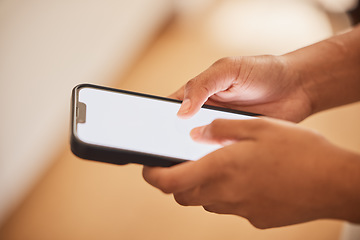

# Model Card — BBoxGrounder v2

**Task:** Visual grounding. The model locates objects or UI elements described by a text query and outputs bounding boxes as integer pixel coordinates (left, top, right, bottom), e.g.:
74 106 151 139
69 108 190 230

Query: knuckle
207 119 226 136
212 57 231 67
203 205 216 213
184 78 212 99
248 218 270 229
184 78 212 97
247 118 269 133
157 176 179 194
174 193 191 206
184 78 197 90
209 119 226 129
198 85 211 96
203 206 211 212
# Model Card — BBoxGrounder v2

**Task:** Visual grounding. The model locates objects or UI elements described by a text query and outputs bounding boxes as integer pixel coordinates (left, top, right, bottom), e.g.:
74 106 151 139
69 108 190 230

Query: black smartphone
70 84 260 167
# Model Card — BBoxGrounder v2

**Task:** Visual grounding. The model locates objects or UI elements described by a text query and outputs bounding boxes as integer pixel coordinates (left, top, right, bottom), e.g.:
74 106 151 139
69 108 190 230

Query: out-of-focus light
205 0 334 55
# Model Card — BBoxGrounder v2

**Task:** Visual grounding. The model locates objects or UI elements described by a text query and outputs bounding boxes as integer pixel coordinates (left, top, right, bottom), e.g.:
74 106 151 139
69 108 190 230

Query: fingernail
178 99 191 116
190 126 205 140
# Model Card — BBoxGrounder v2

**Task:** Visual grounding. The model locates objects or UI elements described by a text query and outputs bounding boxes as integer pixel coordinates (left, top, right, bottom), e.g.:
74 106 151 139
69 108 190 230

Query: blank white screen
77 87 255 161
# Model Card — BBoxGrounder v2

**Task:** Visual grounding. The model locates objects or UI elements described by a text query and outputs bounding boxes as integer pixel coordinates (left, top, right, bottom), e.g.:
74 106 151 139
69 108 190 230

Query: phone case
70 84 260 167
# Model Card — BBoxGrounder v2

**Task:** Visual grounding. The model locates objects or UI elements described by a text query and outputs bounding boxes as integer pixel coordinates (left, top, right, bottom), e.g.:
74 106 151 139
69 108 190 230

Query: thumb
176 78 216 119
177 58 240 119
190 118 264 145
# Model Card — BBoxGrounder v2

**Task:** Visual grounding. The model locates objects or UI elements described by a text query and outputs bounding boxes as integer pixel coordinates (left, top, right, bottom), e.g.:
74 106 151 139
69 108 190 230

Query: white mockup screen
77 87 255 161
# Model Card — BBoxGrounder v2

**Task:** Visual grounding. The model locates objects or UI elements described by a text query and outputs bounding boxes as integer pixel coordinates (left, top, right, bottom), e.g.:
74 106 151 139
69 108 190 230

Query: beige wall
0 0 173 226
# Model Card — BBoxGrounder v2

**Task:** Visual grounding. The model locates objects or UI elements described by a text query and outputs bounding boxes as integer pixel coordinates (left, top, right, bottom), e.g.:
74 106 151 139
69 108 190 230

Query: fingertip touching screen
76 87 256 161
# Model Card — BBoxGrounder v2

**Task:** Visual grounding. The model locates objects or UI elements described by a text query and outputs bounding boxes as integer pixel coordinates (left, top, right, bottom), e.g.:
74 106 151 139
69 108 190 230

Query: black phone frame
70 83 261 167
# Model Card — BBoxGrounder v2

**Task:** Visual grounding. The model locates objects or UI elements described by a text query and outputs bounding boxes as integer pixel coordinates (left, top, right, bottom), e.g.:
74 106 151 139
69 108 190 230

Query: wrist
288 39 348 114
277 54 316 117
283 27 360 115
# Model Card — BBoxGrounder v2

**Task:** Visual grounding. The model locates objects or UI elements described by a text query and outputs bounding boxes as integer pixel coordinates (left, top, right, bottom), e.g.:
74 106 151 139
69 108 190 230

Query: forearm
329 149 360 223
284 25 360 114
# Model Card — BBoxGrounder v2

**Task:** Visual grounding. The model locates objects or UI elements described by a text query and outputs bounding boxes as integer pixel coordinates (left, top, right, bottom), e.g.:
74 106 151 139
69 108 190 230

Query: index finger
142 149 227 194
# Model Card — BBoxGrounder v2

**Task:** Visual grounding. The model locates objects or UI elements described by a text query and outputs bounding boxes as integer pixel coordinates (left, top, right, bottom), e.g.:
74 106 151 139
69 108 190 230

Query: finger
142 140 243 194
176 78 216 119
190 118 266 144
173 187 207 206
173 181 221 206
142 163 205 194
171 140 257 207
203 203 244 216
173 178 232 206
177 58 240 119
142 155 221 194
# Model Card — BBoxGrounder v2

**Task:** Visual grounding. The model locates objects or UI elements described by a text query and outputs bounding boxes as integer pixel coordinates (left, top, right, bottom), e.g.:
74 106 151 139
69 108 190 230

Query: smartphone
70 84 260 167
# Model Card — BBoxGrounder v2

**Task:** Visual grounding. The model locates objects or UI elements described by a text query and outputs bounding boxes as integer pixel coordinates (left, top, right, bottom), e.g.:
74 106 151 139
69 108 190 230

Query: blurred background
0 0 359 239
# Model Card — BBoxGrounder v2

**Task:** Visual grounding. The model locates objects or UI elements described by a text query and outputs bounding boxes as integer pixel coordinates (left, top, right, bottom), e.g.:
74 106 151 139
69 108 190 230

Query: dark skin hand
143 118 360 228
143 25 360 228
171 55 312 122
173 26 360 122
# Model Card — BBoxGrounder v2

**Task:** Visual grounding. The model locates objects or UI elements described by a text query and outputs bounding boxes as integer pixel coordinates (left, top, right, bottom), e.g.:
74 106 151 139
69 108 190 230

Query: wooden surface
1 16 359 240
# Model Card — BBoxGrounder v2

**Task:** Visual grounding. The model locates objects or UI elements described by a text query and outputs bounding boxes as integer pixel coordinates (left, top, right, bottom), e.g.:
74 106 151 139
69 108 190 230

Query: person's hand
172 55 312 122
143 118 360 228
